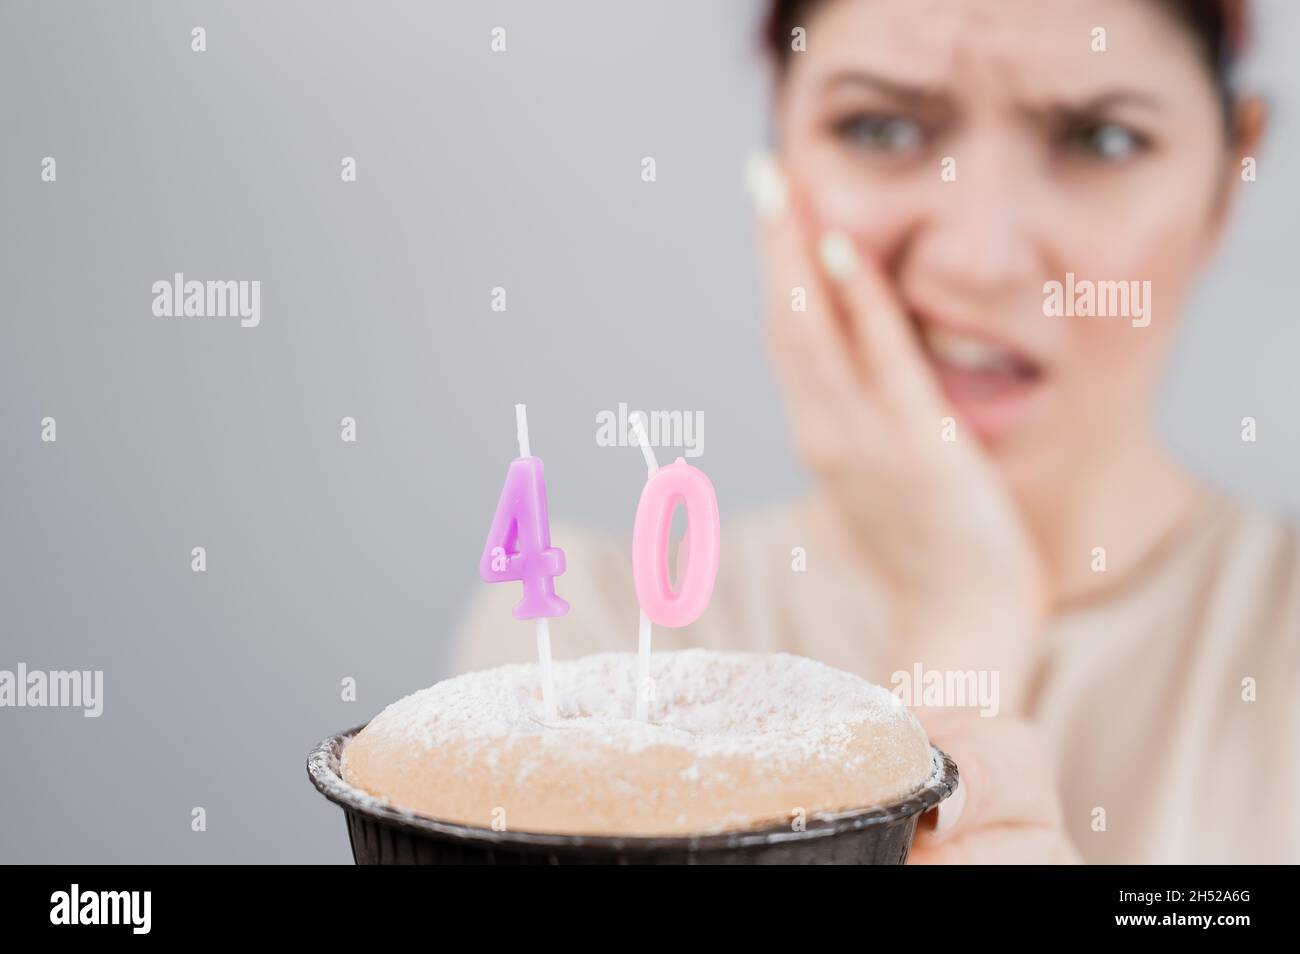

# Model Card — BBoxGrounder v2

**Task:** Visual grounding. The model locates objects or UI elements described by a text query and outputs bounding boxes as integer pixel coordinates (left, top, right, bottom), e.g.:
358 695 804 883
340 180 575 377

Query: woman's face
776 0 1239 491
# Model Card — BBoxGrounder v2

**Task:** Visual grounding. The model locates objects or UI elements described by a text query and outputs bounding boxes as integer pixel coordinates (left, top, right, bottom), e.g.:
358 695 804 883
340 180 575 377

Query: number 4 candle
479 404 569 720
629 412 720 720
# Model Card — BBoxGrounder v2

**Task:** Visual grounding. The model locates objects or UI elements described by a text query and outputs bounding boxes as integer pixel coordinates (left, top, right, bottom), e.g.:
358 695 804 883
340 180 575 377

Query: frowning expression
774 0 1242 487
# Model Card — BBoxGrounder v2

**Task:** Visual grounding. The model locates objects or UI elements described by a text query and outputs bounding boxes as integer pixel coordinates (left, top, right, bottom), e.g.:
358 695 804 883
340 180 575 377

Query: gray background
1 0 1297 863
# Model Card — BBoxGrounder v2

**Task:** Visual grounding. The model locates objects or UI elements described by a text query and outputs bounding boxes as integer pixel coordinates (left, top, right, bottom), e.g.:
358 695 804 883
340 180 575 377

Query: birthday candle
480 404 568 719
628 412 720 720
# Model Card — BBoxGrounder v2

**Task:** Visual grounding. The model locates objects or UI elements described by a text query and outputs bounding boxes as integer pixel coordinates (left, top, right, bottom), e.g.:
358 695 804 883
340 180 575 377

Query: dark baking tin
308 724 959 865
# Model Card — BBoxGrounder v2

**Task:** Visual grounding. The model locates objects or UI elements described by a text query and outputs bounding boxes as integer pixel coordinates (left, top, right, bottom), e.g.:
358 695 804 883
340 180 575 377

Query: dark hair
762 0 1247 131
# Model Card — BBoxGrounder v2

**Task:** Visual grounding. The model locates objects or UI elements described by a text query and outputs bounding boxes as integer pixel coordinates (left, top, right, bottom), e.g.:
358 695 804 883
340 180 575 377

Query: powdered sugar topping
360 649 921 767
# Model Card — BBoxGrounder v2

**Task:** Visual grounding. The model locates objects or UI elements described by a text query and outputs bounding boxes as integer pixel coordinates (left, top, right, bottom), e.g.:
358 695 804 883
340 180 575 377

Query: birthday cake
340 649 935 836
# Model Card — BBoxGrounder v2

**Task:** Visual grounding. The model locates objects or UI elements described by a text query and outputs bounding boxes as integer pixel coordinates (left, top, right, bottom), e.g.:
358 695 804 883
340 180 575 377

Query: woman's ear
1233 94 1268 171
1205 94 1268 254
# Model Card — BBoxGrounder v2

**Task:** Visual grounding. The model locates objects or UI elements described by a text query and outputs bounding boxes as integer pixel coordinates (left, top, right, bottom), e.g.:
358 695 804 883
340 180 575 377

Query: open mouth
915 323 1047 439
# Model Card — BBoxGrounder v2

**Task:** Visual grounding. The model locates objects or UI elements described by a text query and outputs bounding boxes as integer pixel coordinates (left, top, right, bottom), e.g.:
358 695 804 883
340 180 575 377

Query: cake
340 649 936 837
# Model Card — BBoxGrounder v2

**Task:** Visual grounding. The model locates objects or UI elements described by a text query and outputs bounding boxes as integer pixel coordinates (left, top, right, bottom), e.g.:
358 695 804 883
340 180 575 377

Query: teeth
920 327 1019 373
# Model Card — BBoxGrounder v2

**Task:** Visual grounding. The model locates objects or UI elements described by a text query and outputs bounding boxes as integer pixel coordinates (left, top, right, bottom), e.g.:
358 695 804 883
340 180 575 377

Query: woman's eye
1061 122 1149 161
833 113 924 154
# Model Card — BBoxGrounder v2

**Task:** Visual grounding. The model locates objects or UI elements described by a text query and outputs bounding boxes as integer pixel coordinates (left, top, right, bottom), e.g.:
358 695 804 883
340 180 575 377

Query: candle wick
631 412 659 475
514 403 531 458
635 611 653 722
535 617 557 722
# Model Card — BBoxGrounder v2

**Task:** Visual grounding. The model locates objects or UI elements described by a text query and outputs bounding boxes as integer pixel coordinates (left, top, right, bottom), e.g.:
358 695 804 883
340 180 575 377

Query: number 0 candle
479 404 568 720
628 412 720 721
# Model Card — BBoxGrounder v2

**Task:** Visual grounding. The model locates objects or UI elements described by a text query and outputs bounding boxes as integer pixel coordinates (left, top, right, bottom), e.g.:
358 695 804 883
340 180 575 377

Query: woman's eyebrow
817 68 949 107
819 69 1166 120
1024 91 1167 122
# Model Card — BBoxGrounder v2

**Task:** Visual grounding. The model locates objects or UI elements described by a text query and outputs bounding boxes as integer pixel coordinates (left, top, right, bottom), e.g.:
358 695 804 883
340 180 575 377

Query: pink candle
479 405 566 719
479 453 570 620
627 412 721 721
631 457 720 628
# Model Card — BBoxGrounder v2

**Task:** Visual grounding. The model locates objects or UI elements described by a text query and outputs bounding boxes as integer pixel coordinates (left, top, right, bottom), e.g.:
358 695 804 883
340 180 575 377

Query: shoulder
1204 494 1300 601
1196 493 1300 662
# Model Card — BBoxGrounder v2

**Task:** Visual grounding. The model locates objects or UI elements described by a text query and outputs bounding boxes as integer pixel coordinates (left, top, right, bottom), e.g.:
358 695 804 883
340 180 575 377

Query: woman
458 0 1297 863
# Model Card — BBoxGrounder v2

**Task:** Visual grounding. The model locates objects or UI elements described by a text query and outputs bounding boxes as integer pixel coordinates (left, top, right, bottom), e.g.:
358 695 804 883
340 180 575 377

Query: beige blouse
454 488 1300 863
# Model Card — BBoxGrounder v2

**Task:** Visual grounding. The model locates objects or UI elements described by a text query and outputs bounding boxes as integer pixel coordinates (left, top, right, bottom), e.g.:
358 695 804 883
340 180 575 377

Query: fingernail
931 779 965 842
743 149 788 218
818 230 857 279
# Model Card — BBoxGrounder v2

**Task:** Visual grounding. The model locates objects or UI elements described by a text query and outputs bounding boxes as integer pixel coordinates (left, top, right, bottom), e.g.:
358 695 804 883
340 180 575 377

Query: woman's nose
914 142 1041 306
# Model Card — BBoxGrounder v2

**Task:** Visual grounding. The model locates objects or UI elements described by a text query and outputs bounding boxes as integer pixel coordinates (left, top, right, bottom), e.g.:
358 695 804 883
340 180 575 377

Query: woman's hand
746 151 1048 714
911 710 1080 864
